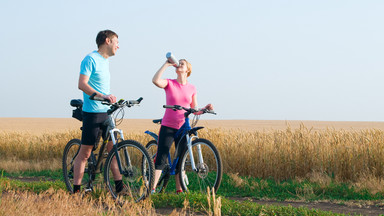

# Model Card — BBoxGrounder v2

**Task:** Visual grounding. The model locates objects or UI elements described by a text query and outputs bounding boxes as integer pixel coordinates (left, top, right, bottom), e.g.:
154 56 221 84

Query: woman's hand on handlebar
194 104 214 115
204 104 214 110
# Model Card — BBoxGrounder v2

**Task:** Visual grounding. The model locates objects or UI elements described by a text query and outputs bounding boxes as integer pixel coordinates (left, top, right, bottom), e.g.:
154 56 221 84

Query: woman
152 58 213 194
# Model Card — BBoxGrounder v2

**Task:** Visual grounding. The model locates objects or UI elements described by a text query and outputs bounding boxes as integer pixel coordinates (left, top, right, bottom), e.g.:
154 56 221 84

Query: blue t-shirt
80 51 110 113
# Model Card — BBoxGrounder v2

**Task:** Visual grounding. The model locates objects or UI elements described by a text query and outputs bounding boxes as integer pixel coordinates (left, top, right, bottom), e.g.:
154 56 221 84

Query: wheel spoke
179 139 222 194
104 140 154 202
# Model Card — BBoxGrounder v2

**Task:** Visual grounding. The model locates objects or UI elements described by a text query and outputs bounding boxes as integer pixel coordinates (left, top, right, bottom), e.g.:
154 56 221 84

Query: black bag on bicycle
70 99 83 122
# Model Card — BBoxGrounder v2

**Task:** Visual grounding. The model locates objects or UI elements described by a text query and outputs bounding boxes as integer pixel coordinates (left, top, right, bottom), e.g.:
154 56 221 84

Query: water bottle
166 52 179 67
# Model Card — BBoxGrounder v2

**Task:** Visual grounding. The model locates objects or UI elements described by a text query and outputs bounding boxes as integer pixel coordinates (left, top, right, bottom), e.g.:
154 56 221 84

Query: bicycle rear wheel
104 140 154 202
146 140 170 193
62 139 87 193
178 138 223 194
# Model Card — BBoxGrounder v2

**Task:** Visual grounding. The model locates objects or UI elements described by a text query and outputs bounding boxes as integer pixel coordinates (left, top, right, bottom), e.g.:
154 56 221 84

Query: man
73 30 123 193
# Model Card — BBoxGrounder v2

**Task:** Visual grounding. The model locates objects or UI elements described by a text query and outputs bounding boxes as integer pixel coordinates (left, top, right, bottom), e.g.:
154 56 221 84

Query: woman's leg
152 126 176 191
174 136 187 192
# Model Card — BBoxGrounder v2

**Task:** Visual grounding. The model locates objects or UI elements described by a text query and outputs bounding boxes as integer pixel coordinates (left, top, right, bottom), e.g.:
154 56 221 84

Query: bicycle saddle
153 119 162 124
70 99 83 108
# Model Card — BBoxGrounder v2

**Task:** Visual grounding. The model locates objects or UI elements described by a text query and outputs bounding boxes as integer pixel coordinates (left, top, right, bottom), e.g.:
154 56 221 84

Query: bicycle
144 105 222 194
63 93 155 202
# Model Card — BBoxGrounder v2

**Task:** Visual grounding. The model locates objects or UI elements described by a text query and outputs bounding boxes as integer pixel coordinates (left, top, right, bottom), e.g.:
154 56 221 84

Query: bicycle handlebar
163 105 216 115
89 93 109 102
90 93 143 115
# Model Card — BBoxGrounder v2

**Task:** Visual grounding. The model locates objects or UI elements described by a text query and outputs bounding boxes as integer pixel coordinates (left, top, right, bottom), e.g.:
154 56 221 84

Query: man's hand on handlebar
90 93 117 104
103 94 117 104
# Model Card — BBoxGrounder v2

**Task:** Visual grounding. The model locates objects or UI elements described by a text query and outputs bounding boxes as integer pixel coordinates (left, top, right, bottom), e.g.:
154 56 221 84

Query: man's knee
78 145 93 161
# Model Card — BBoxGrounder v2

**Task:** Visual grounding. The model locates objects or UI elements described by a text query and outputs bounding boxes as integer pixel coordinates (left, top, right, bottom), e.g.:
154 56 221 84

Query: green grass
2 169 383 201
219 174 384 201
2 170 383 215
0 177 65 193
1 169 63 181
149 172 384 201
0 176 343 216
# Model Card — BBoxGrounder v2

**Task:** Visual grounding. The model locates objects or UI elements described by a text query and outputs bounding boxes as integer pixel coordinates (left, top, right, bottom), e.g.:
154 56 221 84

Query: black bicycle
62 93 154 202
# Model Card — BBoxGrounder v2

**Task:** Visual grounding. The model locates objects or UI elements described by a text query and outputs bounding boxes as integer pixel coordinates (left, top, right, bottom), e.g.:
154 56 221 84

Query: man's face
107 36 119 56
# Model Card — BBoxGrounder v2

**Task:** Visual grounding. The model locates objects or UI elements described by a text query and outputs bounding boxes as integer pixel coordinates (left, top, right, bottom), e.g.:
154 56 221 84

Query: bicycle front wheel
178 138 223 194
104 140 154 202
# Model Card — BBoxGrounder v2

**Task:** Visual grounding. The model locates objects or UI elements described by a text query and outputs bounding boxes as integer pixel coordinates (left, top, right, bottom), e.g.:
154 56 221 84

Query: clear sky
1 0 383 121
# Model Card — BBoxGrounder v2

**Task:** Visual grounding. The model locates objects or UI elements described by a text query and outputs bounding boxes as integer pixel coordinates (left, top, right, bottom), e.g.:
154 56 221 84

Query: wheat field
1 118 384 183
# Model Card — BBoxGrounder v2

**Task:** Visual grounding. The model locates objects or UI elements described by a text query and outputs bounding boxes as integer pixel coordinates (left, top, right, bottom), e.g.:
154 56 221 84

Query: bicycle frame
89 117 127 176
145 117 204 174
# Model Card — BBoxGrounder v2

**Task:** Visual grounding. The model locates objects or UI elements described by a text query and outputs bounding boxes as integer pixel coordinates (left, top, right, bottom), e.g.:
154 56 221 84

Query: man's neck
97 48 109 59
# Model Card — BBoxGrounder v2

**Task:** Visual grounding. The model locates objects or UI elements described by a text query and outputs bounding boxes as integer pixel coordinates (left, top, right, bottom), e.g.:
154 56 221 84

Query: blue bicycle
145 105 222 194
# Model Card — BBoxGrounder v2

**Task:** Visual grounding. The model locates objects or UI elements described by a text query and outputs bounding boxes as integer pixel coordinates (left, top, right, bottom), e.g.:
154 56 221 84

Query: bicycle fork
110 128 130 175
185 134 204 172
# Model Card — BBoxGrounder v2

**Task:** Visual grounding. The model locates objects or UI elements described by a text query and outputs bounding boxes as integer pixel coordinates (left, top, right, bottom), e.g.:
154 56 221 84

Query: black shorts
155 125 187 174
81 112 110 146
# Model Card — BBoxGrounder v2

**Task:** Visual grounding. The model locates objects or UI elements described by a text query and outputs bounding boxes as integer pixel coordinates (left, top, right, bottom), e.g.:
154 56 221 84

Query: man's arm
78 74 116 103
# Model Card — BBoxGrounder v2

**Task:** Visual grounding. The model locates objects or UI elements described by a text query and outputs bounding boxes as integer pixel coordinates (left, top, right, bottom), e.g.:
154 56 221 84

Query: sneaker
116 185 131 196
84 187 93 193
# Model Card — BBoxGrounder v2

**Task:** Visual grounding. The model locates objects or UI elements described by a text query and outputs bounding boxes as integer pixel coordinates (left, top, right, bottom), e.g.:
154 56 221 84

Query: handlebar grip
163 105 183 110
89 93 109 102
163 105 175 109
128 97 143 105
206 110 217 115
200 108 216 115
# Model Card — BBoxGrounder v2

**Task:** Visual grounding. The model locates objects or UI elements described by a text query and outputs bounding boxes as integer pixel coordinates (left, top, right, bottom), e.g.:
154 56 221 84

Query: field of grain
1 118 384 183
2 118 384 134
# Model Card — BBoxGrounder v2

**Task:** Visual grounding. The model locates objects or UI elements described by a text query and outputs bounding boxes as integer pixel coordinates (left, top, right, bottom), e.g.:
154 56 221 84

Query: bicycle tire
104 140 154 202
62 139 87 193
178 138 223 194
146 140 170 193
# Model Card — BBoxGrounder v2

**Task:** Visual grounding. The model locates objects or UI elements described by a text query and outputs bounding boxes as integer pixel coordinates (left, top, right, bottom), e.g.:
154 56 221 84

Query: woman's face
176 60 188 75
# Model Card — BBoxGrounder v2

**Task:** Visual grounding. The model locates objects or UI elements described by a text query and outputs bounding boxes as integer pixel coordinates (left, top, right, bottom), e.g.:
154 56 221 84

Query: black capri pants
155 125 187 174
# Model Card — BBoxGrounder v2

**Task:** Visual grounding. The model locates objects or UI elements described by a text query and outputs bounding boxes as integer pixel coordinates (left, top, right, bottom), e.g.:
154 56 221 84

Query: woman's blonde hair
180 59 192 77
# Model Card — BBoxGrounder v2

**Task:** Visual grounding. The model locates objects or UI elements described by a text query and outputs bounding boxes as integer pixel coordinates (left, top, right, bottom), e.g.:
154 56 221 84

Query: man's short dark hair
96 30 118 48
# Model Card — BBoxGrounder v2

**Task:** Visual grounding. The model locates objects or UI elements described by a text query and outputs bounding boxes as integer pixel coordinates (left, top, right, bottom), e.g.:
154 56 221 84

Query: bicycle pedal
84 188 93 193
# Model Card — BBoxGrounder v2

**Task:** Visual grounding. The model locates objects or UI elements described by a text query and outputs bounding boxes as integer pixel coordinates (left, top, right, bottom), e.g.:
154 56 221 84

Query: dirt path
230 197 384 216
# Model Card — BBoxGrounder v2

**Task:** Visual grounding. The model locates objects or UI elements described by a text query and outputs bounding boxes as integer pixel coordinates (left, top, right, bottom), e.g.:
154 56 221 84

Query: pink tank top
162 79 197 129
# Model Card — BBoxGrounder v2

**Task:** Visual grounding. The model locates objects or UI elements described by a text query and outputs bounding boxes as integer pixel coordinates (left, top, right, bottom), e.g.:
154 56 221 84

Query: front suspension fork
110 128 128 175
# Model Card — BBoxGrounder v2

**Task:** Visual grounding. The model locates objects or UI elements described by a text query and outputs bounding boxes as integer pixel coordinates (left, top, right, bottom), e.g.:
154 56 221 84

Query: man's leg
107 141 128 193
73 144 94 191
107 141 122 180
